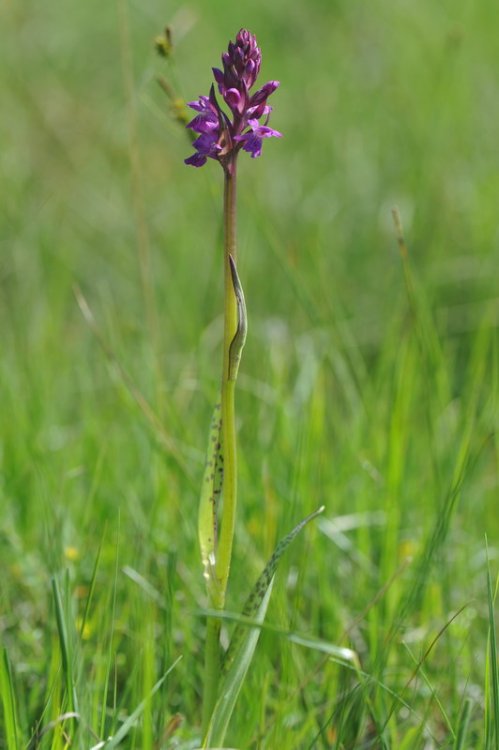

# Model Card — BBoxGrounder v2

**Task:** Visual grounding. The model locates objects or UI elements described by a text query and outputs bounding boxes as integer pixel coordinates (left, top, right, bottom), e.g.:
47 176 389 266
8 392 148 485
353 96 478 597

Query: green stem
216 160 238 595
202 159 239 736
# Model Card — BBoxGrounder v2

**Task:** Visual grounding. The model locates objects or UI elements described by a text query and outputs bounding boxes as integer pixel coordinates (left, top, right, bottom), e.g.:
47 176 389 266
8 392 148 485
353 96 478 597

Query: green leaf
228 254 247 383
0 648 19 750
203 506 324 747
203 579 274 748
224 505 325 672
198 403 223 591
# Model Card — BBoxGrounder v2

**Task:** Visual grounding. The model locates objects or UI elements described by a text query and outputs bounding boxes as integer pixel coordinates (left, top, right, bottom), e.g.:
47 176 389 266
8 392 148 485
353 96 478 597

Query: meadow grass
1 0 498 747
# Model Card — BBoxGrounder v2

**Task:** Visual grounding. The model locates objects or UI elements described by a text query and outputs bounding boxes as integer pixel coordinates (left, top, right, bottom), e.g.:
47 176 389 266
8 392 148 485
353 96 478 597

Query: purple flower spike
185 29 281 170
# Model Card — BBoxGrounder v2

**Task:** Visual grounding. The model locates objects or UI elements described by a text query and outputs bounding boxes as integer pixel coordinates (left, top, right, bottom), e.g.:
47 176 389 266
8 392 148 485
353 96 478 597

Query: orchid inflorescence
185 29 281 171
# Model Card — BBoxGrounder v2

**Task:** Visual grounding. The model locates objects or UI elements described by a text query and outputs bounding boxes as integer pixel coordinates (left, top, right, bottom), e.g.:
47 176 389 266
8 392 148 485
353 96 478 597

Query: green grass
1 0 498 747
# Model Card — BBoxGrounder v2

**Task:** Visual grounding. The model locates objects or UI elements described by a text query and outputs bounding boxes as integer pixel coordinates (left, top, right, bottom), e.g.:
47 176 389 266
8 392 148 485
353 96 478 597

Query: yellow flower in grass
76 617 92 640
64 546 80 562
398 538 418 562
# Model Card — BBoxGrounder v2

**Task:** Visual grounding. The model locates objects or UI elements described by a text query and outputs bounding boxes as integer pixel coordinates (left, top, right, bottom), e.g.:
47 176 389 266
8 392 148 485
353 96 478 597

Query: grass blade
52 575 78 721
486 543 499 750
80 533 104 638
453 698 473 750
0 648 19 750
100 523 121 739
203 579 274 748
96 656 182 749
201 609 358 665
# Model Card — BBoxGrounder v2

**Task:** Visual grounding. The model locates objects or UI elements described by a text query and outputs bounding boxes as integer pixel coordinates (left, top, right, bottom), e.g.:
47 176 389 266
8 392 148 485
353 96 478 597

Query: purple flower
235 118 282 158
186 94 219 134
185 132 221 167
185 29 281 170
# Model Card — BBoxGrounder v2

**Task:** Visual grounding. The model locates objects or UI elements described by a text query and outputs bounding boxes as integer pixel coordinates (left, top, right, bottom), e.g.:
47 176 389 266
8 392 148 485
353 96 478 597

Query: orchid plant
185 30 323 746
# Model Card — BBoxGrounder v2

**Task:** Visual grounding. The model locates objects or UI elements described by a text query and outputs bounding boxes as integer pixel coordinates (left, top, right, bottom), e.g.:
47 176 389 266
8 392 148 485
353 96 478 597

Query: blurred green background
1 0 498 747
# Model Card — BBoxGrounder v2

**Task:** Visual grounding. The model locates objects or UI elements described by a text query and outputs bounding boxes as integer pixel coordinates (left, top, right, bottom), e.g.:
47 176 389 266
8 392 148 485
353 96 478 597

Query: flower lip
234 119 282 159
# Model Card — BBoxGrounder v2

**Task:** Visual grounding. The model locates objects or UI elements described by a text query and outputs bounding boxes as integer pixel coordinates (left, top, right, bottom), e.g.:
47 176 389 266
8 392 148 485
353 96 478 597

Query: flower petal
225 88 243 112
186 114 219 133
185 152 208 167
